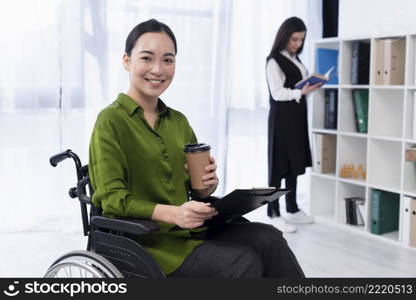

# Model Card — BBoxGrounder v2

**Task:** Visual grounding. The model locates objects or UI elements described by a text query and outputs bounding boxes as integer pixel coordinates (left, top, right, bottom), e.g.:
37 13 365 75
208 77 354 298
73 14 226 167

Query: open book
295 66 335 89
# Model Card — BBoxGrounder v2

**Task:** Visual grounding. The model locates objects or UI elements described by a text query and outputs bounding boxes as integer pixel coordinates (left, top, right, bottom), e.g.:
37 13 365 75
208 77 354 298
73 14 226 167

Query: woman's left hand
185 156 219 198
202 156 219 188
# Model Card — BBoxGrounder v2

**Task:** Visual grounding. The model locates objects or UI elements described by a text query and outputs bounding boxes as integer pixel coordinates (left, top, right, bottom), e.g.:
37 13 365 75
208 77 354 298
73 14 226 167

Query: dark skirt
267 98 312 186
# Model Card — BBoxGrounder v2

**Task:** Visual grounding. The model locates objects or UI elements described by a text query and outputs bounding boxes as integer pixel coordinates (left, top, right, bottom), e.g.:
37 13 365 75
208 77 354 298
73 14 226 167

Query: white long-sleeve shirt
266 50 308 103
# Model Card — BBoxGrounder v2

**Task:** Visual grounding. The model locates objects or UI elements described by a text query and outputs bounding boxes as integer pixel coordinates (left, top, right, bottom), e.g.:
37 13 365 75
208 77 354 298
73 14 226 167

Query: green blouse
89 93 203 275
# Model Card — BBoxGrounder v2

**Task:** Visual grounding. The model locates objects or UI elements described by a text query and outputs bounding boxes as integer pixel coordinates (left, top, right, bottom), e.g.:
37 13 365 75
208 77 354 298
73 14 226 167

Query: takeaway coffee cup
184 143 211 190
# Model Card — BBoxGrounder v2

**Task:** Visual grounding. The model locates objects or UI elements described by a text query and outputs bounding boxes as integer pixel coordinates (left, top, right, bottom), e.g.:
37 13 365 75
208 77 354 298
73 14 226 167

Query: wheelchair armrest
91 216 159 235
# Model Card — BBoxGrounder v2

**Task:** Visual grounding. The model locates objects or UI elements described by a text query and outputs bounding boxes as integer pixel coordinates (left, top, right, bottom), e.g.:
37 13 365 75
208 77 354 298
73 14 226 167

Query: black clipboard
170 187 290 231
212 187 290 218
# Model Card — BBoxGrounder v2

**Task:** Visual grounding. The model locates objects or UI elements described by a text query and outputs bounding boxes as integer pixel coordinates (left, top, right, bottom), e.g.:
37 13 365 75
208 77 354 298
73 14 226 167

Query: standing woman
266 17 321 233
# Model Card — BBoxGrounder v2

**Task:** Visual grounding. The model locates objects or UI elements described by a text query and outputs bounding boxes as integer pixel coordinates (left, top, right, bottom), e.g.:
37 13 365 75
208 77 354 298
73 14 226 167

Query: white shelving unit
309 35 416 248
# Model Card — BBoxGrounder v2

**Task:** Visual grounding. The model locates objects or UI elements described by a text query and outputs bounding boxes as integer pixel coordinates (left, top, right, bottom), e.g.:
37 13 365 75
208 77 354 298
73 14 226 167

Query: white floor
2 205 416 277
247 206 416 277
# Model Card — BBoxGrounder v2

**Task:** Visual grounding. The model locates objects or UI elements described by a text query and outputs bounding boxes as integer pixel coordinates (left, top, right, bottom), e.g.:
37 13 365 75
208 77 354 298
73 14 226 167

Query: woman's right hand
174 201 218 229
301 82 323 95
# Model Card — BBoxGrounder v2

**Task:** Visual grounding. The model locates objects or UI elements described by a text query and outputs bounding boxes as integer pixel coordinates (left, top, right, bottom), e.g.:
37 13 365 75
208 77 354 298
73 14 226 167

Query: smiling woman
88 18 305 278
89 20 211 276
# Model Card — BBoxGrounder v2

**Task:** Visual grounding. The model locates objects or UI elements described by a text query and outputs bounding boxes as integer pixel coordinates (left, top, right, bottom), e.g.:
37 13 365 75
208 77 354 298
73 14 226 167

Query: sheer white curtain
0 0 90 233
0 0 320 234
0 0 65 232
224 0 322 208
0 0 231 233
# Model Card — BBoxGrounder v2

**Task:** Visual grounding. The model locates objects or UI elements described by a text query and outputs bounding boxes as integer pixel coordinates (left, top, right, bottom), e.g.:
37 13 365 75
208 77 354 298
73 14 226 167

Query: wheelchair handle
50 149 83 179
50 149 73 167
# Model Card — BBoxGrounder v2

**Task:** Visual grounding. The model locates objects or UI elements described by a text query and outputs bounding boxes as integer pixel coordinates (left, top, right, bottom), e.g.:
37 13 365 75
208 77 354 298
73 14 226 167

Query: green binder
352 89 369 133
371 189 400 235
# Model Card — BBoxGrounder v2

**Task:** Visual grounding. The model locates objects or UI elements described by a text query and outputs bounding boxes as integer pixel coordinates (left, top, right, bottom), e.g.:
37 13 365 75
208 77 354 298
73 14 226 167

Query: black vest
268 52 304 95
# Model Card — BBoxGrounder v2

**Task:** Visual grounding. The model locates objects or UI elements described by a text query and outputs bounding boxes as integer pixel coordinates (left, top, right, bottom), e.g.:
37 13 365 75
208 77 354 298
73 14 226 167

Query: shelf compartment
369 88 404 138
336 181 367 226
338 88 369 133
367 139 401 190
310 174 335 219
340 39 371 85
337 135 367 182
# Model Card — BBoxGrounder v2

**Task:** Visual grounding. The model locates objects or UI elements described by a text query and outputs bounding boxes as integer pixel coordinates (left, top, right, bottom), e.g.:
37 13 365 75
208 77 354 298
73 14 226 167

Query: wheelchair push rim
44 250 123 278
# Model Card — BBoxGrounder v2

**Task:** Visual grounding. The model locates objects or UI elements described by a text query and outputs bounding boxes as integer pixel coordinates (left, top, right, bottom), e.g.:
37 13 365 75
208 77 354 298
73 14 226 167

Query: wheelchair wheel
44 250 123 278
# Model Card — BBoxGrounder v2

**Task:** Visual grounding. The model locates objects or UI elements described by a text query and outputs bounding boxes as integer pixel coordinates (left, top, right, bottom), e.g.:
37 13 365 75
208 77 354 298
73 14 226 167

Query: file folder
371 189 400 235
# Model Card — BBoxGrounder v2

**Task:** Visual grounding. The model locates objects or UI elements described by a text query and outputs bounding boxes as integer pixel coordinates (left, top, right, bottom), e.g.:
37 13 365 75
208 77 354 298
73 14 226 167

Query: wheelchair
44 150 166 278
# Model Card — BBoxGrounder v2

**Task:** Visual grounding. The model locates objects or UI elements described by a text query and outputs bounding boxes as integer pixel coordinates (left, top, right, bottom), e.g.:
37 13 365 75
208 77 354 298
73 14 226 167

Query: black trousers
268 173 300 216
168 220 305 278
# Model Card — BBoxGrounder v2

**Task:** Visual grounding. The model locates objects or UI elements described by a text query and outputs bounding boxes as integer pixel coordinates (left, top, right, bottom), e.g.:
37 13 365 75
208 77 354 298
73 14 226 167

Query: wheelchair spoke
63 267 70 278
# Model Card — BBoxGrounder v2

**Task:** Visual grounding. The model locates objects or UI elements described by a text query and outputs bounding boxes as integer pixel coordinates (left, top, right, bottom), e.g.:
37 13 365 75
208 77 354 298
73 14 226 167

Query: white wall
340 0 416 38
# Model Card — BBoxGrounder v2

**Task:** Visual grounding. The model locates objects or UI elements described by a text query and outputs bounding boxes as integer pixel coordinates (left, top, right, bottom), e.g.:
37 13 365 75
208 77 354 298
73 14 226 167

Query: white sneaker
271 217 297 233
285 210 315 224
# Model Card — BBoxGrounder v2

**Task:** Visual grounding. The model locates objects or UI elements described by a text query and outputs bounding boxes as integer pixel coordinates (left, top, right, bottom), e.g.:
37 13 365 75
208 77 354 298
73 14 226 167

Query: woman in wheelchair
88 19 305 278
